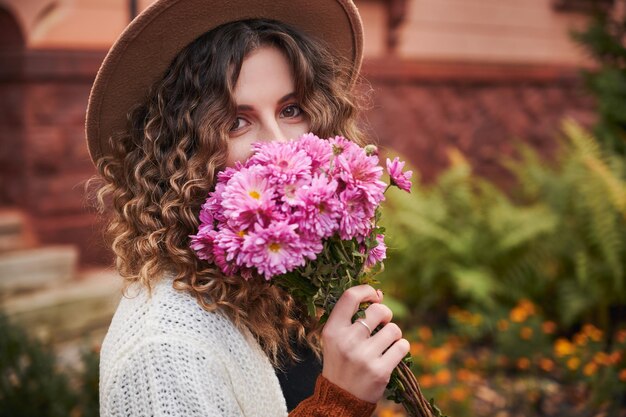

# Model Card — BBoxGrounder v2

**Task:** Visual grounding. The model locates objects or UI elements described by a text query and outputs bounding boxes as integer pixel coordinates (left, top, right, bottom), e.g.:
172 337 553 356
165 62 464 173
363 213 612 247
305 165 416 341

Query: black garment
275 341 323 412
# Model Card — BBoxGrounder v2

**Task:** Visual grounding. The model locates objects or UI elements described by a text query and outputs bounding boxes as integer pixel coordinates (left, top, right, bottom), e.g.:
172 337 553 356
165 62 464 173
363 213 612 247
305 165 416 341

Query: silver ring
355 319 372 336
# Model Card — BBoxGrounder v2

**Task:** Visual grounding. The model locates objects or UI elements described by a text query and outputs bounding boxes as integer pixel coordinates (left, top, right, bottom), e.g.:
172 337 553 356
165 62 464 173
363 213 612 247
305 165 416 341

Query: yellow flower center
237 230 247 238
269 242 281 252
249 190 260 199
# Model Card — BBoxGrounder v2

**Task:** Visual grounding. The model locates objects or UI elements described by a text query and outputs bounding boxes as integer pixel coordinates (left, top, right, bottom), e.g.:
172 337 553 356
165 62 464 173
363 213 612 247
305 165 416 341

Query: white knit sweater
99 275 288 417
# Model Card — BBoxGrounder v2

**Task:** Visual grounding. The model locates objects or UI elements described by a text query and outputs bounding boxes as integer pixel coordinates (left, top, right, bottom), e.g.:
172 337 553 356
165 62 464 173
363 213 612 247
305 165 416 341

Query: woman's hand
321 285 410 403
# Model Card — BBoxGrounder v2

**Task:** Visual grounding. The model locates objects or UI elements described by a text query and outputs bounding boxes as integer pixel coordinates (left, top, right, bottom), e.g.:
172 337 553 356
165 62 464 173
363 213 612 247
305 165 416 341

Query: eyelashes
229 104 305 132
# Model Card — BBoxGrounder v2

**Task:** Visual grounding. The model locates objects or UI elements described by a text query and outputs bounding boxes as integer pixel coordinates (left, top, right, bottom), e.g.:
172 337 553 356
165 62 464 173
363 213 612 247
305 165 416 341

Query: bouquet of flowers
190 133 443 417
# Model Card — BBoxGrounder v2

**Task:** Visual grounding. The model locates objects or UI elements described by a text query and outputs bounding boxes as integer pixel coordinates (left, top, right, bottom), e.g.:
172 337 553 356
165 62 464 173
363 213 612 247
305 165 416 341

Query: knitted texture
99 275 288 417
100 275 377 417
291 375 376 417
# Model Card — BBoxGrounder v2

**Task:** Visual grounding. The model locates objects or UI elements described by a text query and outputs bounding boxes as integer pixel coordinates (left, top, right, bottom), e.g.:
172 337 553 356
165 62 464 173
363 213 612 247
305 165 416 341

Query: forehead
232 45 295 103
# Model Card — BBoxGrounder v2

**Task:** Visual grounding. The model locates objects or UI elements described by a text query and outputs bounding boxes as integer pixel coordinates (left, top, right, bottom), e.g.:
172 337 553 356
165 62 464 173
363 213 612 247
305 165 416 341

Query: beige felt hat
85 0 364 166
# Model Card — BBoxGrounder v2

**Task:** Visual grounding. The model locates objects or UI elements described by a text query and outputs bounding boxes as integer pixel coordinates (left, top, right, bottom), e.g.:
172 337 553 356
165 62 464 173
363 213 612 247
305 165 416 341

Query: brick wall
361 59 596 185
0 48 110 266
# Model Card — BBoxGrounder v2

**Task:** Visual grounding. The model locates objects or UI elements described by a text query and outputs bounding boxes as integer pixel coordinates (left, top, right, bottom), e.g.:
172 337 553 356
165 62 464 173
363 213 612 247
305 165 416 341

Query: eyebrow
236 92 297 111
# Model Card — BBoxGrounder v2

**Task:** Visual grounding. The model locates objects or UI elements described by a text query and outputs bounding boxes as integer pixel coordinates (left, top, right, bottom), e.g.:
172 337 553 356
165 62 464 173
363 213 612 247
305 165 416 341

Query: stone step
1 268 123 343
0 209 36 252
0 245 78 294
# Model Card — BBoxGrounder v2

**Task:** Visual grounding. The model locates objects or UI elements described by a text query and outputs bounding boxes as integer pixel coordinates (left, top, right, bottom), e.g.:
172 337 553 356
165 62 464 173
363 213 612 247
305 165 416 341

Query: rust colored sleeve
288 374 376 417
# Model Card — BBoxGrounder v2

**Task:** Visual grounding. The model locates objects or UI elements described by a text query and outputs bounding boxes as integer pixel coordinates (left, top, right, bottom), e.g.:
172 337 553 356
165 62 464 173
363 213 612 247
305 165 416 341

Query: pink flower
249 141 312 185
386 157 412 193
198 204 215 228
329 135 359 156
221 165 275 230
239 221 308 280
338 187 372 240
213 227 247 276
294 133 332 174
334 145 386 208
203 183 227 224
294 174 341 239
365 234 386 267
189 225 217 263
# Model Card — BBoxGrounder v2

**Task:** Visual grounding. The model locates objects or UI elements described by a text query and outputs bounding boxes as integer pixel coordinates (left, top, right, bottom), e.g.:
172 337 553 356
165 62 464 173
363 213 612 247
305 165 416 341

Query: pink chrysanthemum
329 135 359 156
202 183 227 224
338 187 373 240
189 225 217 263
249 141 312 185
294 174 341 239
221 165 275 230
294 133 332 174
198 204 215 228
335 147 386 209
386 157 413 193
213 227 247 276
239 221 308 280
365 234 386 267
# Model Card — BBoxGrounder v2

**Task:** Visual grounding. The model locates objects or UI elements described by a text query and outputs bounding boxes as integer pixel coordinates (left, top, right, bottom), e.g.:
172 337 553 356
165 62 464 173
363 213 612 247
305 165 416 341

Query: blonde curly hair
89 18 370 367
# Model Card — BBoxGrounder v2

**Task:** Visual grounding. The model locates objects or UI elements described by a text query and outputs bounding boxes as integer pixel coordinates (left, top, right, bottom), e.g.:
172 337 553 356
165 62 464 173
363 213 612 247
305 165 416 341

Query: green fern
381 121 626 331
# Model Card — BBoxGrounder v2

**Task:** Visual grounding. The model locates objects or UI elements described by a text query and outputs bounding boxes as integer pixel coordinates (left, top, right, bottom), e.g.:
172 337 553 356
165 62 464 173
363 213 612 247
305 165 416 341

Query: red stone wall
360 60 596 185
0 48 110 266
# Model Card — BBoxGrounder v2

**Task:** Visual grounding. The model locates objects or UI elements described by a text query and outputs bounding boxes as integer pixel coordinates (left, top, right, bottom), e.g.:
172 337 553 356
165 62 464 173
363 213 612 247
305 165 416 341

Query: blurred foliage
380 120 626 332
379 302 626 417
0 310 99 417
571 2 626 157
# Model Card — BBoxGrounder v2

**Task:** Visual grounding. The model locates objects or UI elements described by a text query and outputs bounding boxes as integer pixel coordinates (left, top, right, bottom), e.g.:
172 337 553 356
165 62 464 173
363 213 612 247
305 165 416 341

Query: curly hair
89 18 371 367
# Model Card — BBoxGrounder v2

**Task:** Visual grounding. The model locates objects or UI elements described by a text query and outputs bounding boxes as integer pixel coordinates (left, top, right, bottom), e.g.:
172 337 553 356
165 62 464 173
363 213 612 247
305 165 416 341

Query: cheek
285 119 311 138
226 137 255 167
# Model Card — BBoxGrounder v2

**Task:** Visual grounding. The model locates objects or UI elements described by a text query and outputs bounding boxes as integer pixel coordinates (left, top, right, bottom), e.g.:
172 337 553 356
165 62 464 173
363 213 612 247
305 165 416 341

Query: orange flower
450 386 469 402
429 346 452 365
464 357 478 369
573 333 588 346
542 321 557 334
497 319 509 331
539 358 555 372
520 326 533 340
616 330 626 344
555 338 575 357
410 342 424 357
377 409 400 417
435 369 452 385
609 351 622 364
456 369 473 382
419 374 435 389
517 357 531 370
583 362 598 376
418 326 433 342
519 299 536 314
582 324 603 342
567 357 581 371
593 351 611 366
619 369 626 382
510 306 528 323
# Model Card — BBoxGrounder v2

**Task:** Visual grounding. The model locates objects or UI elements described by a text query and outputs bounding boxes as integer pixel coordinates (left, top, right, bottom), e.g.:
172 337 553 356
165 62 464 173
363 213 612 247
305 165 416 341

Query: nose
259 118 288 143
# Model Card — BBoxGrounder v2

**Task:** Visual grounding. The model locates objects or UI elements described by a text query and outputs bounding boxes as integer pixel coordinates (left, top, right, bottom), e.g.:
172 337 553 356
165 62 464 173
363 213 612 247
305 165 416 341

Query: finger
380 338 410 370
367 322 402 354
326 285 380 328
357 303 392 334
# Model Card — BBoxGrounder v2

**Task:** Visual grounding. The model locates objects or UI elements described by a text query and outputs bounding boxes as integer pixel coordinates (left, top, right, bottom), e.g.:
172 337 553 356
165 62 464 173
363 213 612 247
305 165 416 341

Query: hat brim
85 0 363 166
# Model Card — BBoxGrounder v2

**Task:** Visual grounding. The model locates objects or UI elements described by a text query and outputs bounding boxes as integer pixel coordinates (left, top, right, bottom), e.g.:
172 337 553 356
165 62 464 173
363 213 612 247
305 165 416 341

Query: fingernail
377 289 383 299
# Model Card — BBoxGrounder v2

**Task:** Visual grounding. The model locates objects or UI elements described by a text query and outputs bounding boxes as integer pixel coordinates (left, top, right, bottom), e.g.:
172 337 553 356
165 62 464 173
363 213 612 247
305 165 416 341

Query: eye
230 117 249 132
280 104 303 119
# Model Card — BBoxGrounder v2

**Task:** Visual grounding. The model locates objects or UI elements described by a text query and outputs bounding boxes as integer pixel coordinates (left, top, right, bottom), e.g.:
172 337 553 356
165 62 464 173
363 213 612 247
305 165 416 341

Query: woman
86 1 410 416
